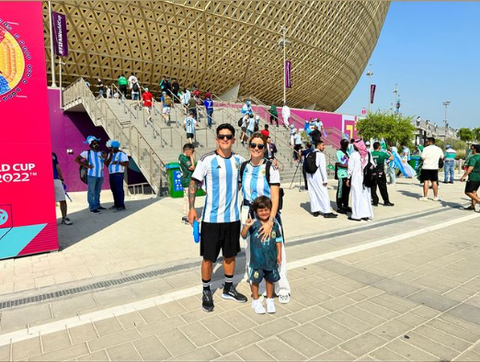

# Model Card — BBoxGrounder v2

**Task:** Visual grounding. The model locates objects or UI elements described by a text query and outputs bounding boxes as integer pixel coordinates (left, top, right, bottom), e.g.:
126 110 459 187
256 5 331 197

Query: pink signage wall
0 2 58 259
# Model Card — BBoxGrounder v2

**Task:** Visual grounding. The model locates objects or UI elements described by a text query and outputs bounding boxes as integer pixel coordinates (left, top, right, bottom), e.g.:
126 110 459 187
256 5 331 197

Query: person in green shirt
179 144 196 223
460 144 480 212
371 142 395 207
118 75 128 101
268 105 278 127
335 139 351 214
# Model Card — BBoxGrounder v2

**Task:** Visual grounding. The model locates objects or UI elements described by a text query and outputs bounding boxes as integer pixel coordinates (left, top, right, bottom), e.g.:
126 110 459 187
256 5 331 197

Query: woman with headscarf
346 140 374 221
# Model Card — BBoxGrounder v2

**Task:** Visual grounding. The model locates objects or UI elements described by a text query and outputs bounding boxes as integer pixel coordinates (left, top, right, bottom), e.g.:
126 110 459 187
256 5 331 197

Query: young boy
179 144 195 224
184 112 197 144
241 196 282 314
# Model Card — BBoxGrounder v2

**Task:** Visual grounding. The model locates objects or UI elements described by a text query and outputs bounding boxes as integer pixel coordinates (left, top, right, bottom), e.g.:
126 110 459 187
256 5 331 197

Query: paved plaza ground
0 174 479 361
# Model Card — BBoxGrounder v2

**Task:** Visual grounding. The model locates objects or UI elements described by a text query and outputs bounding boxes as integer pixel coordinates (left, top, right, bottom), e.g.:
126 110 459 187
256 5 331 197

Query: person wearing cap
444 144 457 184
75 136 106 213
105 140 129 212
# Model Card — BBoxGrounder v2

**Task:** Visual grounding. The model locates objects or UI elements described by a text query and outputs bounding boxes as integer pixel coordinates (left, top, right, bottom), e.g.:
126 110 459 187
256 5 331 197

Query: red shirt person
142 88 154 108
261 124 270 139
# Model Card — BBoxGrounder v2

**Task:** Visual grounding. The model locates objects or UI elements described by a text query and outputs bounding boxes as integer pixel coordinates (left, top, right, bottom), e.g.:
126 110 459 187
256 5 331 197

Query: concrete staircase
62 79 312 196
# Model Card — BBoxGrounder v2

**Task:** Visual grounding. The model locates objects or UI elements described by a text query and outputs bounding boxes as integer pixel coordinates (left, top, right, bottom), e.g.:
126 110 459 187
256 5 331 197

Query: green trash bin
165 162 184 198
165 162 206 198
409 156 421 171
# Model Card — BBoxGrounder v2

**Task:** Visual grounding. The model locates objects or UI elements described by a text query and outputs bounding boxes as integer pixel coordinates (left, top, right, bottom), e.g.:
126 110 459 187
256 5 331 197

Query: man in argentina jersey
105 140 129 212
75 136 106 213
189 124 248 312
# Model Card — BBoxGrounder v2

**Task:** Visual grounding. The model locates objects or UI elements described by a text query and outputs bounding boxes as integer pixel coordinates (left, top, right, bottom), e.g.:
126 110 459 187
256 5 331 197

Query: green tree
457 128 474 142
356 111 416 147
472 127 480 142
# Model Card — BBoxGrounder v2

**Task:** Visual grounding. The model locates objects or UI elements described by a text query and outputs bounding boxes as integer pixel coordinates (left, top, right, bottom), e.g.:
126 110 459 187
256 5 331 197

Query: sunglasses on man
217 134 234 140
250 142 265 150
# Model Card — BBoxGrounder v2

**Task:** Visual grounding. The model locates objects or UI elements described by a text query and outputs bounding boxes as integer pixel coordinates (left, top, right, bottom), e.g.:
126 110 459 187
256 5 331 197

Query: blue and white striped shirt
192 151 245 223
184 117 197 134
80 150 104 178
108 151 129 174
240 160 280 203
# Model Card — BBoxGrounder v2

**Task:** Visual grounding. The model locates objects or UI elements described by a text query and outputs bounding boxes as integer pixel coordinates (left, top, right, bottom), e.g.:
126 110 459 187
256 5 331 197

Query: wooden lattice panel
43 1 389 111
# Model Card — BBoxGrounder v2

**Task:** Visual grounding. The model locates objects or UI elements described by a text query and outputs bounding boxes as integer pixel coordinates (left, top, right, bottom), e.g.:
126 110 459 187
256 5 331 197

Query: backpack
238 118 243 127
305 151 318 174
79 150 90 185
363 153 376 188
132 82 139 92
240 159 284 210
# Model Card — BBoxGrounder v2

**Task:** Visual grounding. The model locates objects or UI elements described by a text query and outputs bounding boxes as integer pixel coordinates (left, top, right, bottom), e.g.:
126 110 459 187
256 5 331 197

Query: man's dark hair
216 123 235 137
340 139 349 148
265 124 269 129
373 142 381 150
183 143 195 152
427 137 436 144
315 140 324 148
252 195 272 212
350 139 355 144
473 144 480 153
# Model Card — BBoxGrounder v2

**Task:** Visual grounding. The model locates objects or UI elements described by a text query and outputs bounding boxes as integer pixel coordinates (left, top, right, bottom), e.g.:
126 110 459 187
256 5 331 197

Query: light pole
366 64 373 112
443 100 450 139
278 26 291 105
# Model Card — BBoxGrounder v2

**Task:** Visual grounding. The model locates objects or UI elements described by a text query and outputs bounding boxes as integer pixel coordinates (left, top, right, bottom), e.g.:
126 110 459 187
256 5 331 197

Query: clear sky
336 2 479 130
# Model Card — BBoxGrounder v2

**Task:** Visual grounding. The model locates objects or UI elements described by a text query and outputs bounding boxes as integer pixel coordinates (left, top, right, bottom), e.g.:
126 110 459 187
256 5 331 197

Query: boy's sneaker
202 289 214 312
266 298 276 314
222 284 247 303
251 299 266 314
278 294 290 304
433 197 441 201
90 209 100 213
475 203 480 213
419 197 428 202
97 206 106 210
61 217 73 225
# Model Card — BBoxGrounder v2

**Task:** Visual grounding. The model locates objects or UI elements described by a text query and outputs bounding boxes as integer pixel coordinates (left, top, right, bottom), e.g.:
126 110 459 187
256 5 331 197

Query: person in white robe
306 141 338 218
282 103 291 128
347 139 374 221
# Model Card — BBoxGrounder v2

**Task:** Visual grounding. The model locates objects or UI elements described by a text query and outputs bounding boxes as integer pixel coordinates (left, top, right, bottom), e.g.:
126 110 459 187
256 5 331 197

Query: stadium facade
43 1 389 111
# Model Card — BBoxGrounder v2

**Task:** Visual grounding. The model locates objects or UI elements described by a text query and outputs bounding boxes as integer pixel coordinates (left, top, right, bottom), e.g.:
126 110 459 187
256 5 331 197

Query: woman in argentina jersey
240 132 291 304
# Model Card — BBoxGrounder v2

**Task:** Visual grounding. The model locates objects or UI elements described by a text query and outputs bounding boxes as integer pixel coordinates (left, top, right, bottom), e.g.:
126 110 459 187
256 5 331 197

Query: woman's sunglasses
217 134 234 140
250 143 265 150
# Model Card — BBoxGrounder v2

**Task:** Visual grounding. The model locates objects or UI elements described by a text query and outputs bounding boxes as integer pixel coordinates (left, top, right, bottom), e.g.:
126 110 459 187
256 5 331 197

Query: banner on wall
370 84 376 104
285 60 292 88
0 2 58 259
52 11 68 57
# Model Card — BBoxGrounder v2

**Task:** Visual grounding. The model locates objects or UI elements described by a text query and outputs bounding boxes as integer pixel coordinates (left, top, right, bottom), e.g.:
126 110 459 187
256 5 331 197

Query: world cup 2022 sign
0 2 58 259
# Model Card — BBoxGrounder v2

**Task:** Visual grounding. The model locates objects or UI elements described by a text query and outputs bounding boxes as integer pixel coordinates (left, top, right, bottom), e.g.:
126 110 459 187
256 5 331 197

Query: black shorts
421 169 438 182
201 221 241 263
250 269 280 284
187 133 194 139
465 181 480 193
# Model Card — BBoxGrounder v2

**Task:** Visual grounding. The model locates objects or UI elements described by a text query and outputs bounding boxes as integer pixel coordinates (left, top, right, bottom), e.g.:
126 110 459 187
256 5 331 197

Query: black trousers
372 171 390 205
336 178 350 210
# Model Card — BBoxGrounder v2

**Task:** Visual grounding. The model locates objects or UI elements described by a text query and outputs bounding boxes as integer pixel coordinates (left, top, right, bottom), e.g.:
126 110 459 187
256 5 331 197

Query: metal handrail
63 78 167 196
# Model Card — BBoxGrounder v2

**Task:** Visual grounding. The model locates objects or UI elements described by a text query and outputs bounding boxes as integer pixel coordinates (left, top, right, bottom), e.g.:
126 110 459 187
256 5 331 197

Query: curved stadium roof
43 1 389 111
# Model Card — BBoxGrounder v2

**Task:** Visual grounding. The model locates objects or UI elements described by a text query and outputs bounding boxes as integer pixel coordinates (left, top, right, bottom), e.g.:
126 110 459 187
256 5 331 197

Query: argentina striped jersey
185 117 197 134
240 160 280 203
192 151 245 223
108 151 129 174
80 150 104 178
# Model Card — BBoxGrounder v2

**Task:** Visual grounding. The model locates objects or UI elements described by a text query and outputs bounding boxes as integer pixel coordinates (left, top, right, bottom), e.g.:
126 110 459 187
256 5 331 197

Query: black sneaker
222 284 247 303
312 212 320 217
97 206 106 210
202 289 214 312
108 205 117 210
90 209 100 214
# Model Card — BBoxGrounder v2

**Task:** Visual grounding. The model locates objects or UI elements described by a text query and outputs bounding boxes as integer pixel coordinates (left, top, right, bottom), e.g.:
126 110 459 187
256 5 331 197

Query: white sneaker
266 298 276 314
251 299 266 314
475 204 480 213
420 197 428 202
433 197 441 201
278 294 290 304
